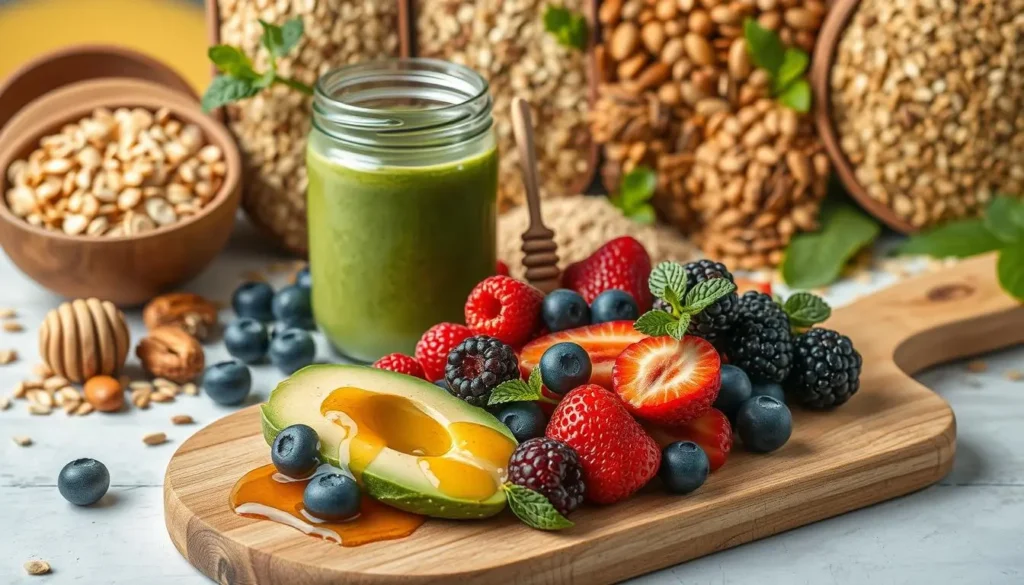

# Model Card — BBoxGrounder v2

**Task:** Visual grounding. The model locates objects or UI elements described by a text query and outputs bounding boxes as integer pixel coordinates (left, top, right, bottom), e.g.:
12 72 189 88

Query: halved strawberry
612 336 721 426
735 277 772 296
520 321 647 391
645 408 733 471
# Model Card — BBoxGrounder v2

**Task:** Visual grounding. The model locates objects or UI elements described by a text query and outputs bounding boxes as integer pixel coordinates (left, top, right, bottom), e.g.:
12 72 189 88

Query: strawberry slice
735 277 772 296
612 336 722 426
520 321 647 391
645 408 733 471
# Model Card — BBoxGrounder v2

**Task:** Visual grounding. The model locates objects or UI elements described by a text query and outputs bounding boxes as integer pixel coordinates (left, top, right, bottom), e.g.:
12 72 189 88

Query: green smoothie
306 146 498 363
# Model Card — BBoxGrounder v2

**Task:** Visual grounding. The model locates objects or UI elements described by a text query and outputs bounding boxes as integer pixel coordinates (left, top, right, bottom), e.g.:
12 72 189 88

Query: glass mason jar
307 59 498 363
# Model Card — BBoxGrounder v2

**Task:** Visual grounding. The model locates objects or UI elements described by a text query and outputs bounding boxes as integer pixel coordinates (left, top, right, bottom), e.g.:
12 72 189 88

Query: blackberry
724 292 793 384
653 298 672 313
507 437 586 516
682 260 738 344
786 328 862 409
444 335 519 407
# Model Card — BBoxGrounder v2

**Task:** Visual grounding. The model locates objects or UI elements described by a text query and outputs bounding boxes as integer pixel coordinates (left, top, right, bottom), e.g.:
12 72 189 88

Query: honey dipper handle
511 97 547 232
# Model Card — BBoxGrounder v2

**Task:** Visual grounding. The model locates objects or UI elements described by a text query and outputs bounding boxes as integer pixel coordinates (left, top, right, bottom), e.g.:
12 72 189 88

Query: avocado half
260 365 517 520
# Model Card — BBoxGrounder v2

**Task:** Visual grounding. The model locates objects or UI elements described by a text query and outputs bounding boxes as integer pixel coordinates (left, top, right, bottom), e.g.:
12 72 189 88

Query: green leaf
774 48 809 93
488 369 543 406
670 313 692 340
207 45 258 79
503 483 574 530
783 292 832 328
627 204 656 225
259 19 286 58
279 18 305 55
633 310 677 337
744 18 785 76
997 245 1024 302
648 261 688 300
682 278 737 315
984 196 1024 244
201 75 260 112
900 218 1006 259
781 198 881 289
777 79 811 113
662 287 682 314
543 5 588 51
620 166 657 212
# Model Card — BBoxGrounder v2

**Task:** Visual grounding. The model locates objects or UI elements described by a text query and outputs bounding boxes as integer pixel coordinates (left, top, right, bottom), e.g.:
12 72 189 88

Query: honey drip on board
229 464 424 547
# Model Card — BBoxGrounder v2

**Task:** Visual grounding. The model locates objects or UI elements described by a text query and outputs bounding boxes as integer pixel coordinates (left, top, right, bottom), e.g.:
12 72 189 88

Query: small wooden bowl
0 78 242 307
811 0 915 234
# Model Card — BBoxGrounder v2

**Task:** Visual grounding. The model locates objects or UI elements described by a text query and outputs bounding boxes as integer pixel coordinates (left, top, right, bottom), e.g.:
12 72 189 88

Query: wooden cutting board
164 254 1023 585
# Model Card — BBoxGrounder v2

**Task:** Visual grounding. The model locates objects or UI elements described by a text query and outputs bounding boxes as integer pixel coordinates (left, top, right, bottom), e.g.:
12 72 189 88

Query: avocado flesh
261 365 517 520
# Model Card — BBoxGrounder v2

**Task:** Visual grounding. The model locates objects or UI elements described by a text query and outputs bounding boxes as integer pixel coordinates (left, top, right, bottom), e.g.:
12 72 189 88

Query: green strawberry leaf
783 292 832 328
201 75 260 112
774 48 809 93
670 313 691 340
997 245 1024 302
682 278 736 315
488 369 543 406
777 79 811 113
649 261 688 301
781 196 881 289
503 483 574 530
744 18 785 76
633 310 677 337
900 218 1006 259
208 45 259 79
984 196 1024 244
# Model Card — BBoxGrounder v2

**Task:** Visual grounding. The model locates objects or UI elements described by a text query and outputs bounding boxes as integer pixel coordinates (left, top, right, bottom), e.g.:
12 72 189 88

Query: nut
136 326 204 383
13 435 32 446
171 414 194 425
24 560 51 575
39 299 130 383
84 375 125 412
143 293 219 341
143 432 168 446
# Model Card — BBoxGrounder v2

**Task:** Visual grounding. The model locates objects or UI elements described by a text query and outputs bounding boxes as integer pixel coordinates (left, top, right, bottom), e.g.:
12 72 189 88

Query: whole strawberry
465 276 544 347
372 353 426 380
562 236 653 311
546 384 660 504
415 323 473 381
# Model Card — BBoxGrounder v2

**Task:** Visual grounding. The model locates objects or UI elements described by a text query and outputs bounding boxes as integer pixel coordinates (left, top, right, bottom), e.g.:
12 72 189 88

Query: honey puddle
229 464 425 547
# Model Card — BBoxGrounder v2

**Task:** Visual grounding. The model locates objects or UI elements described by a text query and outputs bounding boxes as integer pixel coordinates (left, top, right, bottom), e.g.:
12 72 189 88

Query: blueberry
295 265 312 291
58 458 110 506
495 402 547 442
233 281 275 321
590 289 639 324
303 472 361 521
752 382 786 403
713 364 753 421
539 342 592 395
541 289 591 332
273 285 314 330
224 318 270 364
272 424 322 478
203 360 252 406
736 395 792 453
270 328 316 375
433 379 449 390
659 441 709 495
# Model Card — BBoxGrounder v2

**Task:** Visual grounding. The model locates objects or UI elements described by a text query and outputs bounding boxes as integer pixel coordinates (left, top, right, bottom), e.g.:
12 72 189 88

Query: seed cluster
831 0 1024 228
4 108 225 237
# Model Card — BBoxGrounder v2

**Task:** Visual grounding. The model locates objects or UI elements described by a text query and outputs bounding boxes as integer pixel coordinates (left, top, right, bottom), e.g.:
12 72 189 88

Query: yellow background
0 0 209 92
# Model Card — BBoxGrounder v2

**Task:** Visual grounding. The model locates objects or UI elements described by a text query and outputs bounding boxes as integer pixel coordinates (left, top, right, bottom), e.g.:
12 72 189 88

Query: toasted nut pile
216 0 400 254
591 0 828 268
831 0 1024 228
416 0 594 210
4 108 225 237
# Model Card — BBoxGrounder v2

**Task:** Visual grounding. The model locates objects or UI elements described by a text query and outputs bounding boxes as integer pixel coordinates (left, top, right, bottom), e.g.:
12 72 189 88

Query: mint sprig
782 292 831 329
504 483 574 531
543 5 589 51
489 368 554 406
634 261 736 340
743 19 811 113
202 17 313 112
609 166 657 224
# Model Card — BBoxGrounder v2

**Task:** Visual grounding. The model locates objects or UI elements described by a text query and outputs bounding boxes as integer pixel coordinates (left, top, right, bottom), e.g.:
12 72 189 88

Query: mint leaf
683 278 736 315
744 18 785 76
543 5 588 51
488 369 543 406
900 218 1005 259
783 292 831 328
775 48 809 93
620 166 657 212
208 45 258 79
777 79 811 113
984 196 1024 244
279 18 304 55
649 261 688 300
503 483 574 530
628 204 656 224
634 310 677 337
662 287 682 314
782 197 881 289
997 245 1024 302
259 20 286 59
201 75 260 112
670 313 691 341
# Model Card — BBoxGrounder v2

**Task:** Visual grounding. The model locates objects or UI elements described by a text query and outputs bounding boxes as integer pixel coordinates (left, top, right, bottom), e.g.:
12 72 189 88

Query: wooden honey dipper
510 97 560 293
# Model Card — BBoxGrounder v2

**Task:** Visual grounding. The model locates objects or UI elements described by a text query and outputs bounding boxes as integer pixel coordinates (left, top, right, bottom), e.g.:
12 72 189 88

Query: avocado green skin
260 365 514 520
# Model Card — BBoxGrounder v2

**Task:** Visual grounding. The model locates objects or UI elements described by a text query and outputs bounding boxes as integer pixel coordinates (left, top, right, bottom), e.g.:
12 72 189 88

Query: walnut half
136 327 204 384
142 293 218 342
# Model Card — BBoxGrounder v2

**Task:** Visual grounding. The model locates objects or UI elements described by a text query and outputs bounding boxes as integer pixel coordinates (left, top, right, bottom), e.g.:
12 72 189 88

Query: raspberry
415 323 473 381
444 335 520 406
496 260 510 276
371 353 426 380
507 437 586 516
464 276 543 347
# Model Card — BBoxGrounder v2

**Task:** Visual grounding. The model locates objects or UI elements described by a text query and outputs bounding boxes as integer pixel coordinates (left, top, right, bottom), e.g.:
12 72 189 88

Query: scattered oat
12 435 32 446
182 383 199 396
143 432 168 446
33 363 53 378
0 308 15 319
171 414 194 425
73 402 95 416
23 560 50 575
0 349 17 364
3 322 24 333
966 360 988 373
1005 369 1023 382
0 396 9 410
27 403 51 415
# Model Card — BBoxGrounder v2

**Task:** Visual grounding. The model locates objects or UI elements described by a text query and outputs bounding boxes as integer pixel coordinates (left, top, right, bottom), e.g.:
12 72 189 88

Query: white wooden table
2 220 1022 584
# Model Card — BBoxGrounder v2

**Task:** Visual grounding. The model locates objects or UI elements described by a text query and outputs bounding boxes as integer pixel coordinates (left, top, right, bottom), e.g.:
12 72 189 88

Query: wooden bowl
0 78 241 307
810 0 915 234
0 44 197 134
